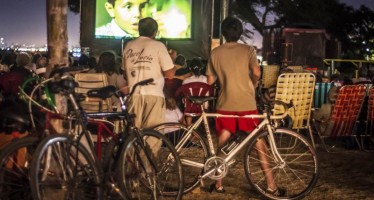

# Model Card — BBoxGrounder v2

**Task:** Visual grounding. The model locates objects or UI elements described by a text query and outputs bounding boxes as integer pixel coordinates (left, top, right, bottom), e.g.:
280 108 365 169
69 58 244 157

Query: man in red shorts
206 16 284 196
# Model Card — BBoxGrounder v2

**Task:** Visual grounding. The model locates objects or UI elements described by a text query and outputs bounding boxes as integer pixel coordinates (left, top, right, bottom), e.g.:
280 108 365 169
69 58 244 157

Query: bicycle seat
87 85 117 100
187 96 216 104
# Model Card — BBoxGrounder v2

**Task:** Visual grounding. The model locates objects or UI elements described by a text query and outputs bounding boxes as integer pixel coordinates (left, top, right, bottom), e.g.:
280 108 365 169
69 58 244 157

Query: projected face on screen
95 0 192 39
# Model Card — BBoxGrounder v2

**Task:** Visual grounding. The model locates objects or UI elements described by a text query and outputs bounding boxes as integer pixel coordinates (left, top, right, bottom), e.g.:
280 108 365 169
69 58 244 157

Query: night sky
0 0 373 48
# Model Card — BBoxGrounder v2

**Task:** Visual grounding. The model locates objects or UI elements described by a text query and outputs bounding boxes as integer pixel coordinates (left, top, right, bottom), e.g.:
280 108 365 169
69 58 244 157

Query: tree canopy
231 0 374 59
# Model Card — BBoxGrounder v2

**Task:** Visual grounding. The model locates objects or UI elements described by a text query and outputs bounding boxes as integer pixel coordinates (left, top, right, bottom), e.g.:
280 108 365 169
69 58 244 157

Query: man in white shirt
122 17 175 129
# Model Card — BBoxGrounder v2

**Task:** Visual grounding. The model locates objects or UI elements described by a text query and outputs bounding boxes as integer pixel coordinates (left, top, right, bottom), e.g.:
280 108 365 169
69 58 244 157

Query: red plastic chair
176 82 213 117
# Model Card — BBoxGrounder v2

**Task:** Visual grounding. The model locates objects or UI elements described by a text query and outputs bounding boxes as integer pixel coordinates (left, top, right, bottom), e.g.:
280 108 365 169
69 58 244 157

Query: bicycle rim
119 129 183 200
30 134 101 200
0 137 39 200
244 128 319 200
153 122 209 193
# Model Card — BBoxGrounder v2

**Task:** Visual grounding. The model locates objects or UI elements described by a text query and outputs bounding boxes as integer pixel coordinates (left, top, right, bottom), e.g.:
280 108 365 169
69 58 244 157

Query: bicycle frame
174 101 288 178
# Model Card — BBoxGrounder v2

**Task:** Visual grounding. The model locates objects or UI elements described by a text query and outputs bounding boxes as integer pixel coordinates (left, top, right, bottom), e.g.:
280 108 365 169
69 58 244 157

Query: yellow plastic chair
273 73 316 147
74 73 112 112
261 65 280 88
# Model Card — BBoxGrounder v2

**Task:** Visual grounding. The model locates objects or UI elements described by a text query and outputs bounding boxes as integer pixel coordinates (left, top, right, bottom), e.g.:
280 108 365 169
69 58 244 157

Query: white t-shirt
165 107 183 123
182 75 207 85
122 36 174 97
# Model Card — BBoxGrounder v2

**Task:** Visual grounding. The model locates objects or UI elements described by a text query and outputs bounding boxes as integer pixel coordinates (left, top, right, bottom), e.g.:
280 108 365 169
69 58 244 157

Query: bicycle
153 96 319 200
0 67 80 200
27 74 183 200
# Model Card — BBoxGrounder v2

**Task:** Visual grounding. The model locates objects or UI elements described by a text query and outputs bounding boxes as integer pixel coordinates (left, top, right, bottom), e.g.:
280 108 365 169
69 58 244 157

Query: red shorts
215 110 260 136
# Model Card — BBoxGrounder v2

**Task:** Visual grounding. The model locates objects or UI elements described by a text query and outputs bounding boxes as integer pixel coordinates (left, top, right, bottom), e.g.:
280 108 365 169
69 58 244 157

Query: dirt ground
182 145 374 200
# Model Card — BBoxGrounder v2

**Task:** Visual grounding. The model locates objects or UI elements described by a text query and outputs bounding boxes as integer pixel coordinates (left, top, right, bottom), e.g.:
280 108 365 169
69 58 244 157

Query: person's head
165 97 177 110
97 51 119 74
31 53 42 64
3 52 17 66
358 66 368 78
105 0 149 36
175 54 186 67
36 56 48 68
15 53 31 68
78 53 89 66
88 56 98 70
221 16 243 42
138 17 158 38
188 57 204 76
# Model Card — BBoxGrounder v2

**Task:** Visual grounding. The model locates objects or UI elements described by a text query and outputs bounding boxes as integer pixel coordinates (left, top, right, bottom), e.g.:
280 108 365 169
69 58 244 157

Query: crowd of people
2 15 373 197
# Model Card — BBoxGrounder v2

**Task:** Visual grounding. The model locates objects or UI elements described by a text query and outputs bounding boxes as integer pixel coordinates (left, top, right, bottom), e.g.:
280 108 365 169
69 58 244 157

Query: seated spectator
95 51 127 109
182 57 207 84
353 66 372 84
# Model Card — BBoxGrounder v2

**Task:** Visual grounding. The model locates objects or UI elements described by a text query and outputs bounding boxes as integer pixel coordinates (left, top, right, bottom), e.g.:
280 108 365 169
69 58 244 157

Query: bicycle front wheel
0 136 39 200
29 134 101 200
244 128 319 200
153 122 209 193
118 129 183 200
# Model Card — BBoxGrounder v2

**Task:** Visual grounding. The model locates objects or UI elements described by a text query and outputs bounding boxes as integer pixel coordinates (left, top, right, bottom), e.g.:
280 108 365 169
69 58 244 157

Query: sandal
209 183 225 193
266 187 286 197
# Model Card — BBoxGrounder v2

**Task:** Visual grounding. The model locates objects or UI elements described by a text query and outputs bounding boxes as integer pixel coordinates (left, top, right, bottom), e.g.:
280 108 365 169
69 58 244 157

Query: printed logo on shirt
124 48 153 64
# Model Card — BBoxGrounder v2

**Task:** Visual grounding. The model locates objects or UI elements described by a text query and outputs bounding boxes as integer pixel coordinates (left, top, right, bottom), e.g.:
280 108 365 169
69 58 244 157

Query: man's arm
207 75 216 85
251 64 261 87
163 66 176 79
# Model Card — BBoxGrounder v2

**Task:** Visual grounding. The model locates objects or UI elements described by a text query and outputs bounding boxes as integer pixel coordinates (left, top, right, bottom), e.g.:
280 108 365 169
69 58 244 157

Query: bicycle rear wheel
244 128 319 200
153 122 209 193
30 134 101 200
0 136 39 200
118 129 183 200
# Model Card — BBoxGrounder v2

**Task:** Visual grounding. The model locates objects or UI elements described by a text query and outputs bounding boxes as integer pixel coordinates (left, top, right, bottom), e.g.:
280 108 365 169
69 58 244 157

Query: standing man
122 17 175 129
206 16 285 196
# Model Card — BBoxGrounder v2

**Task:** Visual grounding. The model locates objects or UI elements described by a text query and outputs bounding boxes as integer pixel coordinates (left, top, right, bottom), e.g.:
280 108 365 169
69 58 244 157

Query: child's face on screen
106 0 148 36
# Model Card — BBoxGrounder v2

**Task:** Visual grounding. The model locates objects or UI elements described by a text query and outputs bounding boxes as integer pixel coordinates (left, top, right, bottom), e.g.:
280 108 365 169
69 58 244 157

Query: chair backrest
74 73 112 112
261 65 280 88
176 82 212 116
329 84 367 137
274 73 316 129
313 82 333 109
287 66 304 73
368 87 374 137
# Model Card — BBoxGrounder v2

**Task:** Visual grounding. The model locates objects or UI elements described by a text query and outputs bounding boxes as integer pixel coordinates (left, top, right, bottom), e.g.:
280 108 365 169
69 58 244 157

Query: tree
47 0 69 70
47 0 69 133
232 0 374 60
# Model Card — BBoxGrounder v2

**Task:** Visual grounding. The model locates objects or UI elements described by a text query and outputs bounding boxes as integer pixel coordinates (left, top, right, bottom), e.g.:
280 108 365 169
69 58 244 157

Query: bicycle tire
118 129 184 200
29 134 102 200
153 122 209 193
0 136 40 200
244 128 319 200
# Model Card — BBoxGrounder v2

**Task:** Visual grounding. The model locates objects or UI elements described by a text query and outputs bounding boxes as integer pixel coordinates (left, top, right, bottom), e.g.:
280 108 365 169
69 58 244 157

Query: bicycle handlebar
269 100 294 120
128 78 154 96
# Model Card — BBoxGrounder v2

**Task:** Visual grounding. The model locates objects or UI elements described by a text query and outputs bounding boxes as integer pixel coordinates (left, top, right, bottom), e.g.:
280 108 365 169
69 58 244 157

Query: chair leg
307 125 316 149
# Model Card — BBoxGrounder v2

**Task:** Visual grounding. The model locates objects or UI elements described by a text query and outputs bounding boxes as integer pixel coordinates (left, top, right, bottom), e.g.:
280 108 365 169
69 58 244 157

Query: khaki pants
128 95 165 129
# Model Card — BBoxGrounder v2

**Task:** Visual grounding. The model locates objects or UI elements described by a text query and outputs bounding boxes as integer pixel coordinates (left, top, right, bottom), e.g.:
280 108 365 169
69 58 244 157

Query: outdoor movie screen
95 0 192 40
